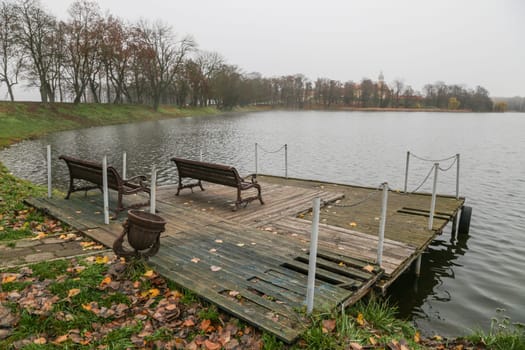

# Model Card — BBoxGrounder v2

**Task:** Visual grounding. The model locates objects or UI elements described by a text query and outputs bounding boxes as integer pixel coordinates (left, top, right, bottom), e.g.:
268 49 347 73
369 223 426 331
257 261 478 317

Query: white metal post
306 197 321 314
284 144 288 178
122 152 127 179
377 182 389 267
428 163 439 230
255 143 258 175
46 145 52 198
404 151 410 192
415 255 422 276
456 153 460 199
102 156 109 224
150 165 157 214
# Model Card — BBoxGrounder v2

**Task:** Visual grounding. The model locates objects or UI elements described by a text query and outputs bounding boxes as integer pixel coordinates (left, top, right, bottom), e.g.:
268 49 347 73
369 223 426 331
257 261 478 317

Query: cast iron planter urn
113 210 166 259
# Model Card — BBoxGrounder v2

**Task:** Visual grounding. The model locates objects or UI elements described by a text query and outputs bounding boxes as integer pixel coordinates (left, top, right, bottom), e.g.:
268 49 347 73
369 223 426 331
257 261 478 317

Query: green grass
0 101 266 148
467 309 525 350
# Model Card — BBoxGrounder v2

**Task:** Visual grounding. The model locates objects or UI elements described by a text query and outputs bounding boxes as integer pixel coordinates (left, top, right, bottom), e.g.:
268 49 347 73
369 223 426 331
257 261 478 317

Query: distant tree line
0 0 496 112
492 97 525 112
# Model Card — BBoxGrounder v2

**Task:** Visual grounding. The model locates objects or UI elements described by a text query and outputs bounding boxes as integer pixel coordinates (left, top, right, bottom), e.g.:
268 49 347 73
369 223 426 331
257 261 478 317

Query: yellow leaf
2 274 17 284
0 226 4 231
143 270 155 278
349 222 357 227
433 335 443 341
414 331 421 343
356 312 365 326
82 303 92 311
369 336 377 345
67 288 81 298
142 288 161 298
95 256 109 264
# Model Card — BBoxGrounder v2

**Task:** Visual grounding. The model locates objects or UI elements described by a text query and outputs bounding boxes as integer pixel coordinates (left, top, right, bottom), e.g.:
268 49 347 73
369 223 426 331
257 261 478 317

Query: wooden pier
26 175 464 343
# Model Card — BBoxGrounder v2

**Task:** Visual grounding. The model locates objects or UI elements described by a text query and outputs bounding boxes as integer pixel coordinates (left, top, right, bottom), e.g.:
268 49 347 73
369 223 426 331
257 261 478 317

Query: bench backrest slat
60 155 123 190
171 157 242 187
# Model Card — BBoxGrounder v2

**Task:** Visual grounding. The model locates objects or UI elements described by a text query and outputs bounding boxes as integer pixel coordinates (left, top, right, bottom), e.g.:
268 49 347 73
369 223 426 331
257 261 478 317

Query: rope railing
404 150 460 199
257 144 286 154
254 143 288 178
410 152 457 163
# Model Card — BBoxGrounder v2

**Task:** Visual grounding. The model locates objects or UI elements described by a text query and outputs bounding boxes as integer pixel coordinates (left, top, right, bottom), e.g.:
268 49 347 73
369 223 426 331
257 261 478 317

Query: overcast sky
4 0 525 100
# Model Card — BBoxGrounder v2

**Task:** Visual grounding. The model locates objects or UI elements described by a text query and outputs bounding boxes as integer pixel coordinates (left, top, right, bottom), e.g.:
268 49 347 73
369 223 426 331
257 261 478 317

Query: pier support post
122 152 127 180
428 163 439 230
254 143 258 175
456 153 460 199
150 165 157 214
404 151 410 192
377 182 389 267
306 197 321 315
414 255 422 276
284 144 288 178
102 156 109 225
46 145 52 199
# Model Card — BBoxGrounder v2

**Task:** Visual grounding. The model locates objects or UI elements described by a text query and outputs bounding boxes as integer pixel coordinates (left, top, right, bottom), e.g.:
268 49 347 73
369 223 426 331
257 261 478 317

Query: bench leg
65 178 74 199
256 184 264 205
198 180 204 191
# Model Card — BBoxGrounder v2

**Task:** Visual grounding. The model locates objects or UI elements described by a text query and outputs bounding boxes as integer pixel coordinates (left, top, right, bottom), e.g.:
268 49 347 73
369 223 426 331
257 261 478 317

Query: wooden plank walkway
25 175 464 342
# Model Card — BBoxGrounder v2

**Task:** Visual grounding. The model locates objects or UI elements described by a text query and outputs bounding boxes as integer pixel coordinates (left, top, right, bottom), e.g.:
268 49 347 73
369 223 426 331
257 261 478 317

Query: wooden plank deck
25 175 464 342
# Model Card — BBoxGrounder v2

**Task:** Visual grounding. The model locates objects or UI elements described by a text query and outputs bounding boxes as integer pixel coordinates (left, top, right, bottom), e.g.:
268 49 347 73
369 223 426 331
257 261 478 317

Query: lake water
1 110 524 337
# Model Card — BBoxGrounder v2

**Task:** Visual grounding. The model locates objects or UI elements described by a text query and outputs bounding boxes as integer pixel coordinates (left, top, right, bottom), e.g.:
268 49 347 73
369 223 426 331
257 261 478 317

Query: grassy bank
0 101 266 148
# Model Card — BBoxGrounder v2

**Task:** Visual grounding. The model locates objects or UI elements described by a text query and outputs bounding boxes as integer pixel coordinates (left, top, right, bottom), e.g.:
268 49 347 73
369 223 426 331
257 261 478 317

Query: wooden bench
59 155 150 217
170 157 264 210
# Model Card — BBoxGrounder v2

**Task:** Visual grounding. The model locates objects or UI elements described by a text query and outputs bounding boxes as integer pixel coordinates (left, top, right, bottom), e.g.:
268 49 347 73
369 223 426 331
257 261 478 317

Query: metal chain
408 165 435 193
438 157 457 172
257 144 286 154
323 185 382 208
410 152 457 163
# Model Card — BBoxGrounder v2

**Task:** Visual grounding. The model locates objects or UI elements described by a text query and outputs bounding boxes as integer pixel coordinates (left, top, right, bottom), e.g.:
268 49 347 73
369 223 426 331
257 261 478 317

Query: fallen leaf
183 319 195 327
67 288 81 298
99 276 112 288
53 335 69 344
214 239 223 243
1 274 17 284
209 248 217 253
414 331 421 343
210 266 222 272
236 243 245 247
433 335 443 341
362 265 375 273
34 337 47 344
349 222 357 227
0 226 3 231
95 256 109 264
356 312 365 326
369 336 377 345
143 270 155 278
75 210 82 214
204 340 221 350
191 257 201 263
228 291 240 297
200 319 211 331
32 232 47 240
322 319 336 333
82 303 92 311
350 342 363 350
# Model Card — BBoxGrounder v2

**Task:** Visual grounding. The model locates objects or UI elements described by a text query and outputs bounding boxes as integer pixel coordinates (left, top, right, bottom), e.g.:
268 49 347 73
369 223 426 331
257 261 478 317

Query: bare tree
392 79 404 107
135 20 195 110
0 1 24 101
15 0 57 102
63 0 101 103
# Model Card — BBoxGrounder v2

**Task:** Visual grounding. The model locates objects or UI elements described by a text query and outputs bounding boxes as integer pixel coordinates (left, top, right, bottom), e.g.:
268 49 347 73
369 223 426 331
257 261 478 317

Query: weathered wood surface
25 175 464 342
